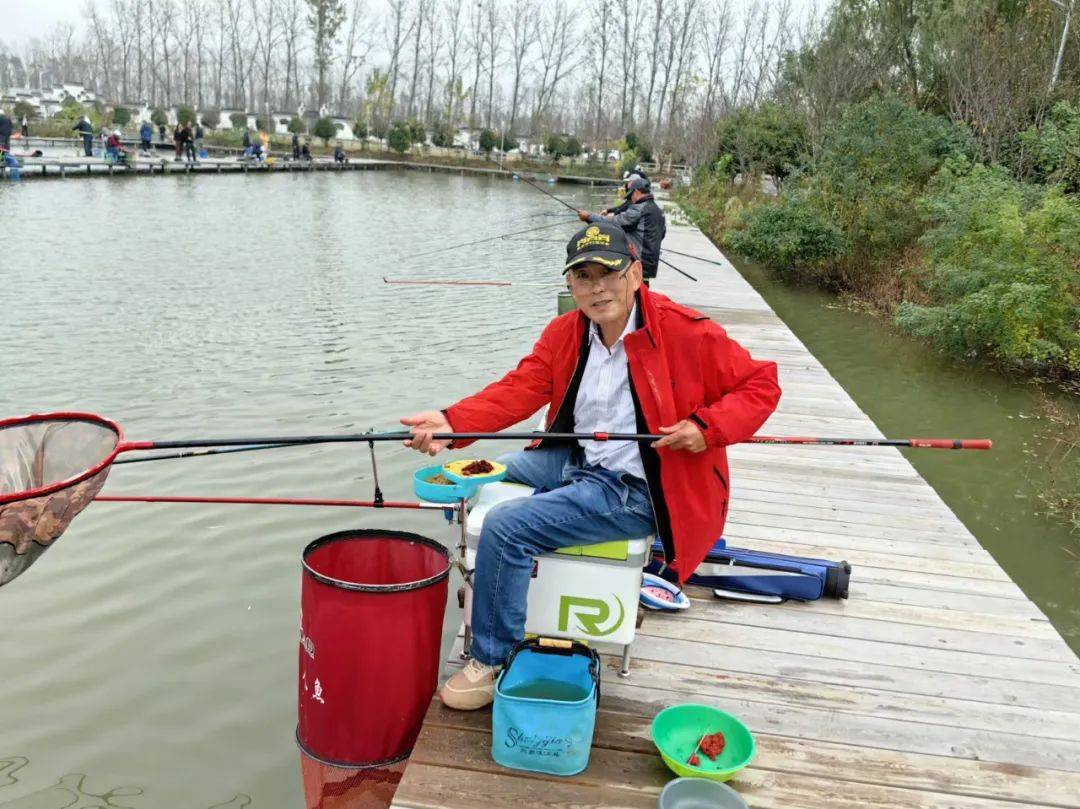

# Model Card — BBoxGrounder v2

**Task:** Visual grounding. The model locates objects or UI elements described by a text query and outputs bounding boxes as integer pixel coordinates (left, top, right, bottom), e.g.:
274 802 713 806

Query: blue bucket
492 639 600 776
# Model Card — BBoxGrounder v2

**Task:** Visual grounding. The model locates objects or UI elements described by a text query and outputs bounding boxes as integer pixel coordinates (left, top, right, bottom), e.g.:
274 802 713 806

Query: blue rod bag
648 538 850 602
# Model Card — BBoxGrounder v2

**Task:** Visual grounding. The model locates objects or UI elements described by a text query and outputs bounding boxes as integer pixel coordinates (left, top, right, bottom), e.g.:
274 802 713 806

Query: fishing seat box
463 481 647 674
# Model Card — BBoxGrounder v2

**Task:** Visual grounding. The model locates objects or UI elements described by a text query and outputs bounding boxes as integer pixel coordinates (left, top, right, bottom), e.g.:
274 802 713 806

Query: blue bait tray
413 465 477 503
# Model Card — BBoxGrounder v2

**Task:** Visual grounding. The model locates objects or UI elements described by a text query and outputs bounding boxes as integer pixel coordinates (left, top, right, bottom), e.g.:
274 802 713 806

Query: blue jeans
470 446 655 666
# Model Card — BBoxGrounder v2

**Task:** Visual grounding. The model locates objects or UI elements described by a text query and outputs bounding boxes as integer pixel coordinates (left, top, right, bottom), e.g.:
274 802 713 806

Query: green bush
407 120 426 144
110 106 131 126
387 122 412 153
288 116 306 134
200 108 221 129
13 101 35 121
726 194 847 276
254 116 268 132
543 133 582 161
176 105 196 125
811 96 973 276
617 148 639 174
895 164 1080 374
478 128 498 153
1020 101 1080 193
353 119 368 140
431 122 454 148
151 107 168 126
53 99 101 128
229 112 247 129
313 117 336 144
714 103 808 184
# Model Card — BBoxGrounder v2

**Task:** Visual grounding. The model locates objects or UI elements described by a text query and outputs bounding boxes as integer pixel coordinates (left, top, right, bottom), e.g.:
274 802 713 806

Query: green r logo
557 594 626 637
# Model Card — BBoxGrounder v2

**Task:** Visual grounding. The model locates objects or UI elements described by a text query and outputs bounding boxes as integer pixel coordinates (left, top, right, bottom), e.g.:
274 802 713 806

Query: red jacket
445 284 781 582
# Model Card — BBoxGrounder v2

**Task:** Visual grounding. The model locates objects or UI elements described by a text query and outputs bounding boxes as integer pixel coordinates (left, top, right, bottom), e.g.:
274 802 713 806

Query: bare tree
384 0 414 119
336 0 372 111
306 0 347 110
405 0 429 119
466 0 485 127
616 0 646 129
504 0 536 139
483 0 500 128
179 0 202 101
274 0 302 108
223 0 249 107
421 8 442 123
441 0 466 124
660 0 699 137
251 0 282 118
532 0 576 131
589 0 613 139
641 0 666 133
701 0 733 122
85 2 116 100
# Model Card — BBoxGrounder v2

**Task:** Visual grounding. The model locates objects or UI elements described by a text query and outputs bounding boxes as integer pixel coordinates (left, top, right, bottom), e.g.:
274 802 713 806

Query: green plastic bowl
651 704 755 782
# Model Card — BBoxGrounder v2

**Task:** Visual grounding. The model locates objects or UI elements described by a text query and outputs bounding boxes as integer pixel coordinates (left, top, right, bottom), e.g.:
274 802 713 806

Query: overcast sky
4 0 87 45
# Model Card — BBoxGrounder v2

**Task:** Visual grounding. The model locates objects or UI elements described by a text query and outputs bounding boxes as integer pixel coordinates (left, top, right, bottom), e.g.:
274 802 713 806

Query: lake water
0 171 604 807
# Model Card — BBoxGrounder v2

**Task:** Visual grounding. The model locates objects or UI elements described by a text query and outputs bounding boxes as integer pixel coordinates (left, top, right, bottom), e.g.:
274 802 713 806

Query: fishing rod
407 219 575 261
506 237 730 269
517 176 699 282
660 246 728 268
118 429 993 452
113 443 293 465
94 495 449 509
382 276 562 288
0 414 989 591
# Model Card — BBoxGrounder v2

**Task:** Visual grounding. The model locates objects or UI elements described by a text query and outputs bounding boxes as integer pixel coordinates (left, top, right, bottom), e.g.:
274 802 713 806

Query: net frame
0 412 124 504
1 412 125 586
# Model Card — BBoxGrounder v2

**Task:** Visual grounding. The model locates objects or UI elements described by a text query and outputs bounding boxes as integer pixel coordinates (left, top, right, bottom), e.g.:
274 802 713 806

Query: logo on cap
577 226 611 250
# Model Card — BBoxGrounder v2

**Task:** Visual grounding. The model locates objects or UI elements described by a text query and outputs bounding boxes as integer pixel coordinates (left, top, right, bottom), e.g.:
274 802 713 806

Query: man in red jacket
402 222 780 709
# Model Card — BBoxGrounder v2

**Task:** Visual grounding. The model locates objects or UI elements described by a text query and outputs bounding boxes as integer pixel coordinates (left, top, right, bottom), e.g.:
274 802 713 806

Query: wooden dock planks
390 211 1080 808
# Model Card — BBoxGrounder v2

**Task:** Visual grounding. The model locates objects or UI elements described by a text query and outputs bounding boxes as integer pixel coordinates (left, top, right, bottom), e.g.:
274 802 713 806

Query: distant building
330 116 355 140
1 82 97 118
219 108 245 130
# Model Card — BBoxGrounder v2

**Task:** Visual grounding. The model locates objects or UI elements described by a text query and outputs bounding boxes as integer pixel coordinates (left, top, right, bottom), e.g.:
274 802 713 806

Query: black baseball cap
563 221 638 274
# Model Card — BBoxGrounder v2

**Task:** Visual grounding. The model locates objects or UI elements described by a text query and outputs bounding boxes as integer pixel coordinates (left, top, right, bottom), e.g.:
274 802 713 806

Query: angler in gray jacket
602 166 650 217
578 175 666 280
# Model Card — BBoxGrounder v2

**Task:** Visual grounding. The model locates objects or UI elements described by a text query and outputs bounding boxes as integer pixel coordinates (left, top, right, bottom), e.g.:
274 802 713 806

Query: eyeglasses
566 268 628 289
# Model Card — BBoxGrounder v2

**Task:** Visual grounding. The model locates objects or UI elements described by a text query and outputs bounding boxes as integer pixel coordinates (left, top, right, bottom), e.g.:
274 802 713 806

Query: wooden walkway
3 155 399 179
3 147 622 185
392 211 1080 807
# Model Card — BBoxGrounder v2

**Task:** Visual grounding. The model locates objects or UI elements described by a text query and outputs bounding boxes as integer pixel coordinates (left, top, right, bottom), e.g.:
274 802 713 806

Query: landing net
0 414 121 585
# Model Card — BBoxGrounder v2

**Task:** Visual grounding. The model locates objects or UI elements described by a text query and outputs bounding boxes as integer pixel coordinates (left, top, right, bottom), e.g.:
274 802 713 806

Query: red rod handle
910 439 993 450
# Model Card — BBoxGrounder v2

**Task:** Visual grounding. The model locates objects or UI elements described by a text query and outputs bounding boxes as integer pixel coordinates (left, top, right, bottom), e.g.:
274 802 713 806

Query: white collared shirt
573 304 645 480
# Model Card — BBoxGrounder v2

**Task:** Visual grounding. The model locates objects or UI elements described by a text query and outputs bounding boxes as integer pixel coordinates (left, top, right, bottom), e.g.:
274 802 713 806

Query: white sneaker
439 659 502 710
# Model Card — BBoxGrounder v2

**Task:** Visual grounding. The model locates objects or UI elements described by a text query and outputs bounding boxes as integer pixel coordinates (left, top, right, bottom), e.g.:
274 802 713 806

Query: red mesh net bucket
0 414 122 586
298 529 450 769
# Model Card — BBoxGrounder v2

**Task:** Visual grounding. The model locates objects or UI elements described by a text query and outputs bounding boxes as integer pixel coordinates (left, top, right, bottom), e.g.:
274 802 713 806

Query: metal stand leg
461 625 473 660
618 644 631 678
